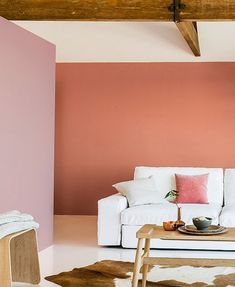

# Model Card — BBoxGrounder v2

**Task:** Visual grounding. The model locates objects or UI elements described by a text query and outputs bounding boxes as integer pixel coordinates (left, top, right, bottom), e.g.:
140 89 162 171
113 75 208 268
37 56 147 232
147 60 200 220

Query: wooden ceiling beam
176 21 200 56
0 0 235 21
0 0 173 21
182 0 235 21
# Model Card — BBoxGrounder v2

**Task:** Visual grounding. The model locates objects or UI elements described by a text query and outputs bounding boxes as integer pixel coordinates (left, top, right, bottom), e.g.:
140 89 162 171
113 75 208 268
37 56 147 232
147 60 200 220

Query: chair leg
0 237 12 287
11 229 40 284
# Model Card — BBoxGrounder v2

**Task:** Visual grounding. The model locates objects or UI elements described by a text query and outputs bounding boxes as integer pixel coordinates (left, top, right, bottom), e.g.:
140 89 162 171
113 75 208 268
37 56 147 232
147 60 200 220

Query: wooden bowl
163 221 177 231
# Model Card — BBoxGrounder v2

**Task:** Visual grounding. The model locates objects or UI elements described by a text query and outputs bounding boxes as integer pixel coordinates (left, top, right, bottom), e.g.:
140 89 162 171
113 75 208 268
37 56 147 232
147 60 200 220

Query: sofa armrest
98 193 128 246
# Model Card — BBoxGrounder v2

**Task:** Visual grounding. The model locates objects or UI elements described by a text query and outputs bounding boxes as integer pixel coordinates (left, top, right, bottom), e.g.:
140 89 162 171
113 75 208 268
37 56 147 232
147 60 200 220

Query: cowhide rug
45 260 235 287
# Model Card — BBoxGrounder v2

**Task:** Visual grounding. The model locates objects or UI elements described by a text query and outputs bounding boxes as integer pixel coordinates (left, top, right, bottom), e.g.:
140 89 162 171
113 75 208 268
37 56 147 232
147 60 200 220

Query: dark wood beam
0 0 173 21
0 0 235 21
176 21 200 56
182 0 235 21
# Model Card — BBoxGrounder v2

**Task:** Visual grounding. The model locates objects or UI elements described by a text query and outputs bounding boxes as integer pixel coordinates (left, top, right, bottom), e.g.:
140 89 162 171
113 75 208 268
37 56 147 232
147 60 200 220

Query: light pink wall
0 17 55 250
55 63 235 215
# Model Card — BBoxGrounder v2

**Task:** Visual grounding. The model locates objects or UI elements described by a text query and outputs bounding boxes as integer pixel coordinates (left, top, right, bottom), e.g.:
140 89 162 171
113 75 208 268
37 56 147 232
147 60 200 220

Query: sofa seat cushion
121 203 221 226
220 205 235 227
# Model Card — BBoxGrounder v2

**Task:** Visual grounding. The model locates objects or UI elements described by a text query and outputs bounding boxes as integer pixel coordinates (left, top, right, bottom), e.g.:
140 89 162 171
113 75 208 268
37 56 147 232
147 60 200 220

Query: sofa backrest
134 167 223 206
224 169 235 206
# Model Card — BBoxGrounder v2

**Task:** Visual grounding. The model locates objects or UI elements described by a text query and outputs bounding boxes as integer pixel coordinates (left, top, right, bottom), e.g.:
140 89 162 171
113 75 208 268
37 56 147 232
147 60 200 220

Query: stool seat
0 229 40 287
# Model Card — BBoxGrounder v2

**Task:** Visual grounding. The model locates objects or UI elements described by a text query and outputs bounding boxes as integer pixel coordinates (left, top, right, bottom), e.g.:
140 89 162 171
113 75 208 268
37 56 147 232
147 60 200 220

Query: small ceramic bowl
192 216 212 230
163 221 177 231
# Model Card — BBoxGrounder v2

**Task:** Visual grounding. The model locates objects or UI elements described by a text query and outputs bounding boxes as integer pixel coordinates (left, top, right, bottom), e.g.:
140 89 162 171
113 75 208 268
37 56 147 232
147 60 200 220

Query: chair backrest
134 166 224 206
224 169 235 206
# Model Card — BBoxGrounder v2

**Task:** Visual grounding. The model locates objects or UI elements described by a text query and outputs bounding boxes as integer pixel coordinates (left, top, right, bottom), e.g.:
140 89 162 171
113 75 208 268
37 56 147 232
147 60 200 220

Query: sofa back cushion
224 169 235 205
134 167 223 206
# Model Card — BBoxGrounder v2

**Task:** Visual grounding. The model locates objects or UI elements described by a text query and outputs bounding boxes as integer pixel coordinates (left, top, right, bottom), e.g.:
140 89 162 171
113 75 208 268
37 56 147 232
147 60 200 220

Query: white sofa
98 167 235 250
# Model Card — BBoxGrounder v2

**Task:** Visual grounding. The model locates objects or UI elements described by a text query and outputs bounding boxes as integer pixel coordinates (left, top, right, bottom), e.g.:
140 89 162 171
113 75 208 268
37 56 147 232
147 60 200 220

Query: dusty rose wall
0 17 55 249
55 62 235 215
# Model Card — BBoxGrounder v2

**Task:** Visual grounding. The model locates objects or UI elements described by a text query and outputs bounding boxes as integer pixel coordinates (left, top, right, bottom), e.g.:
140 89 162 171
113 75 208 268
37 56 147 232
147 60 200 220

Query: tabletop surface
136 224 235 241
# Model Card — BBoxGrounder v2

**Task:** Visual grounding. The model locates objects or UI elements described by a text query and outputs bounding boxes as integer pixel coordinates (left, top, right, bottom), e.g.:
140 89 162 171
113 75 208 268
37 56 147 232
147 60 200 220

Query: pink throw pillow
175 173 209 204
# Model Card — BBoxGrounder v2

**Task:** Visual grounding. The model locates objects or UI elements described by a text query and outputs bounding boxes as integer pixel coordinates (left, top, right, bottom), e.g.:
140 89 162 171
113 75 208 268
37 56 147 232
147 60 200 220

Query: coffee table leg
142 238 150 287
132 238 144 287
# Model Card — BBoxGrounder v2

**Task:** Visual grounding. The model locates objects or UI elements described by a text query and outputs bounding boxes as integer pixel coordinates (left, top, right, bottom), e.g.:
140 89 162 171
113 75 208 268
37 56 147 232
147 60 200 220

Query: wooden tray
184 225 225 233
178 225 228 236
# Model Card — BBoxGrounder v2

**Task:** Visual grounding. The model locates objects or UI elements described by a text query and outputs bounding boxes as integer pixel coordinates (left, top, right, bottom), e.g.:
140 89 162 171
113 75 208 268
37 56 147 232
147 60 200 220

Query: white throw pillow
112 177 164 207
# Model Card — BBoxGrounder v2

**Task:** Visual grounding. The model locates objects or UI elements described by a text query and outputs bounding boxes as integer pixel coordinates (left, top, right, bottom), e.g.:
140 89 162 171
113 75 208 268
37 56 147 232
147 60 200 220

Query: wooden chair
0 229 40 287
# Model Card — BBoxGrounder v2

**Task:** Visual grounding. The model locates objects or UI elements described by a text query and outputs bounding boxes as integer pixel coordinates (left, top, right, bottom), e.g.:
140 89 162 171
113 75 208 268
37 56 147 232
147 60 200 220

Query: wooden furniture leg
132 238 144 287
142 238 150 287
0 229 40 287
0 237 12 287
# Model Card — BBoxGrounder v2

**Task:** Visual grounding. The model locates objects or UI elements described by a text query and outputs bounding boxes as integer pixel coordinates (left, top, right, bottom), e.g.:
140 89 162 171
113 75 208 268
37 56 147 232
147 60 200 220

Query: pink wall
55 62 235 215
0 17 55 250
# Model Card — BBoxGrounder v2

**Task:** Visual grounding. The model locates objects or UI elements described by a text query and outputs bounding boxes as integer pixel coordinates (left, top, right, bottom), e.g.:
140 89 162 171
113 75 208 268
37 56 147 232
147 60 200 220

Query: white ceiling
14 21 235 62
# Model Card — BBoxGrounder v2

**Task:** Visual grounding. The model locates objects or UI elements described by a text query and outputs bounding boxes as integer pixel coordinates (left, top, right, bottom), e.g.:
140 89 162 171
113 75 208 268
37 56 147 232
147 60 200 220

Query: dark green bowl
192 217 212 230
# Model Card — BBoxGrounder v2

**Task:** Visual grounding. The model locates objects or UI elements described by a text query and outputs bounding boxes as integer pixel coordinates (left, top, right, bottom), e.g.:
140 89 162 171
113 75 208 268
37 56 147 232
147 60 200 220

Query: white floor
14 215 235 287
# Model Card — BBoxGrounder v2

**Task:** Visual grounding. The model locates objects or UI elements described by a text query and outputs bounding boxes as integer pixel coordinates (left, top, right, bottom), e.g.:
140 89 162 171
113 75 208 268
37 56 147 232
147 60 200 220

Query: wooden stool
0 229 40 287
